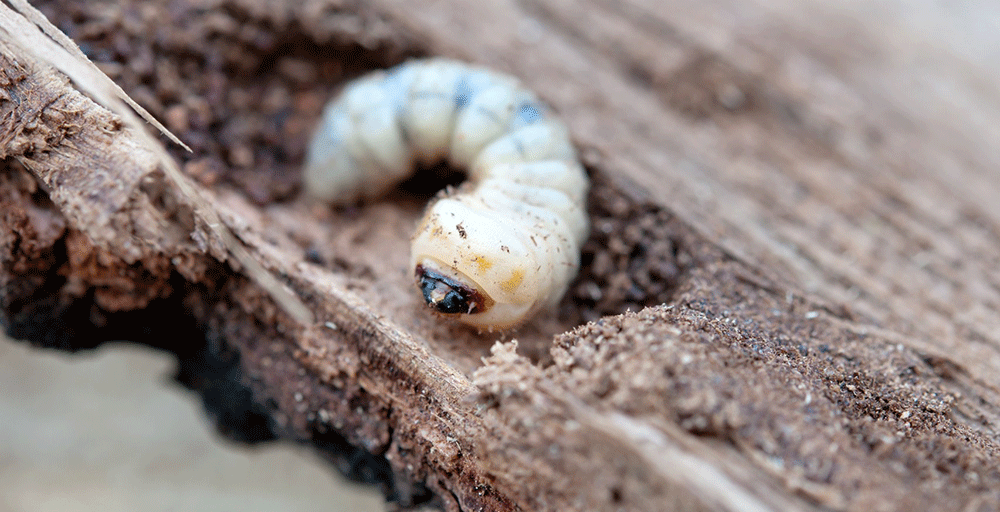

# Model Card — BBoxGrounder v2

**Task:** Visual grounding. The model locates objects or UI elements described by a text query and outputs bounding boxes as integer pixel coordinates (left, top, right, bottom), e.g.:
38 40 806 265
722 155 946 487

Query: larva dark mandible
303 58 589 329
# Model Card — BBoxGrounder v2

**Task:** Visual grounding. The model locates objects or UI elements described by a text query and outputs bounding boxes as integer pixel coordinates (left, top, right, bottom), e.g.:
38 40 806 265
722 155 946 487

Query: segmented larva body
303 58 589 329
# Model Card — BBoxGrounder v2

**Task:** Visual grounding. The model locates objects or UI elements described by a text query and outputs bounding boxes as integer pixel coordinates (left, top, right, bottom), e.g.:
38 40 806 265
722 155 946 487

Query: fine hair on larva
303 58 590 330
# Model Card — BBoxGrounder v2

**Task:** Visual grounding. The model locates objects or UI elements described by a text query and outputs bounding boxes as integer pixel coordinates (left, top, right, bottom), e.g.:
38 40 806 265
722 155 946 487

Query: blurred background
0 336 386 512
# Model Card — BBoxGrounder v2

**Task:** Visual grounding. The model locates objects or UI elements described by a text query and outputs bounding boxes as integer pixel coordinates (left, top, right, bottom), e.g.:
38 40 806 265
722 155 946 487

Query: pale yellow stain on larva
469 254 494 273
499 268 525 294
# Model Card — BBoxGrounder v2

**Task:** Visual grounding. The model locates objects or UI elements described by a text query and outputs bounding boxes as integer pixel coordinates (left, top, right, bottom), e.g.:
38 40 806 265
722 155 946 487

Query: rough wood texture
3 0 1000 510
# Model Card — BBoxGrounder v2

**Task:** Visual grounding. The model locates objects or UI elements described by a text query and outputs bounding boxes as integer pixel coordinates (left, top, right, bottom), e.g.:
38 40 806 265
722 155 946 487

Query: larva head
415 263 492 315
412 258 535 329
410 197 547 329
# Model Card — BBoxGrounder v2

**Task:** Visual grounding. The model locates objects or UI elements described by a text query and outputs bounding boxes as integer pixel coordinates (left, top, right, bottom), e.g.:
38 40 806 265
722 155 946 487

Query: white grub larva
303 58 589 329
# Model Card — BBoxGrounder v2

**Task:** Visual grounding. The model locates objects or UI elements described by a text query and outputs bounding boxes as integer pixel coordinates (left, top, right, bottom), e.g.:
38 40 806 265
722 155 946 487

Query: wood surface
2 0 1000 510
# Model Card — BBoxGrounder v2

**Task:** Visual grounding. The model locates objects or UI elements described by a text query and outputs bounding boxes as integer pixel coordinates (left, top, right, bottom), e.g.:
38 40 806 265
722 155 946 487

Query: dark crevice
0 232 417 507
562 171 699 325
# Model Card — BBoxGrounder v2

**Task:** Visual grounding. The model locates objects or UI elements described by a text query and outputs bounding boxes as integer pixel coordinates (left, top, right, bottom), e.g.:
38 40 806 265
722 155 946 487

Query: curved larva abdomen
303 58 590 329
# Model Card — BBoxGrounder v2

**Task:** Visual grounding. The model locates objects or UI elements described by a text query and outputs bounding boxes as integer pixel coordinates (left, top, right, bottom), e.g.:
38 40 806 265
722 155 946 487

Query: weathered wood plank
3 0 1000 510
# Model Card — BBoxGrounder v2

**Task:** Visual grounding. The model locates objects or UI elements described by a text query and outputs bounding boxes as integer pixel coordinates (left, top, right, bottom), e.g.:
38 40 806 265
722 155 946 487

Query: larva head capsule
412 257 536 330
415 264 492 315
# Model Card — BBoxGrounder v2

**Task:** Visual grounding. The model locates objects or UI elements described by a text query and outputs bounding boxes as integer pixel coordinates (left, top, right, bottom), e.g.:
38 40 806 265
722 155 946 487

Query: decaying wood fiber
3 0 1000 511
